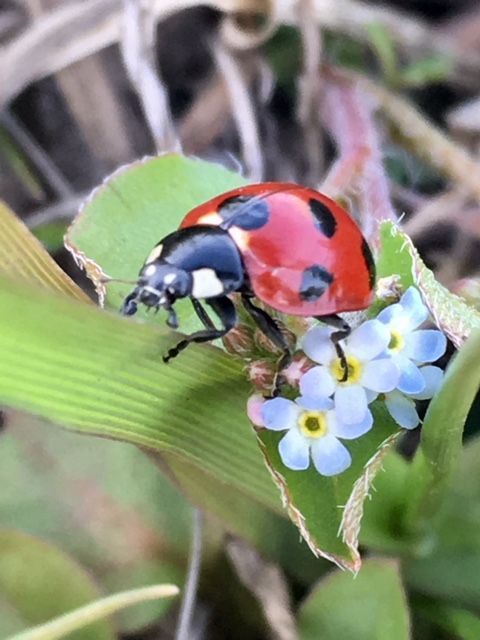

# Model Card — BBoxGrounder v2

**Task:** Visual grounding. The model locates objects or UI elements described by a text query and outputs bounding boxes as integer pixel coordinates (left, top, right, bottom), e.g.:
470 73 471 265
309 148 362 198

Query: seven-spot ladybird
122 182 375 383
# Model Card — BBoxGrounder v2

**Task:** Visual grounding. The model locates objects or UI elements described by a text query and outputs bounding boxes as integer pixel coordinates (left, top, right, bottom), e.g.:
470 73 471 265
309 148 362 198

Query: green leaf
404 329 480 536
0 530 114 640
377 221 480 348
33 221 69 253
399 56 453 88
367 22 398 84
257 404 401 570
416 599 480 640
0 127 45 200
0 274 278 512
65 154 248 331
360 451 411 554
405 435 480 609
376 221 415 289
0 201 87 302
298 558 411 640
0 413 189 633
8 584 179 640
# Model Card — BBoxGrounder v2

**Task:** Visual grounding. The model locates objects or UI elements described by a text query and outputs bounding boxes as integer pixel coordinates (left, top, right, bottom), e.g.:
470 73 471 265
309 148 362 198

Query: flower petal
385 391 420 429
347 319 391 360
411 365 444 400
278 428 310 470
297 395 333 411
404 329 447 363
299 366 336 398
302 326 335 364
262 397 299 431
377 301 404 326
399 287 429 330
331 409 373 439
335 384 368 424
247 395 265 427
362 358 400 392
311 435 352 476
396 357 425 394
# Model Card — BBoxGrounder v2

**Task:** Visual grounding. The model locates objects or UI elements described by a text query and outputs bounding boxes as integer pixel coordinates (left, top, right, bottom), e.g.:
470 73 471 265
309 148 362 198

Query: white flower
261 395 373 476
376 287 447 394
301 320 399 425
384 364 444 429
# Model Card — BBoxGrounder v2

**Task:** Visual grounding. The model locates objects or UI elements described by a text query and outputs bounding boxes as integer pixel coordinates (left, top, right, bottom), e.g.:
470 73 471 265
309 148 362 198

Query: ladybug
122 182 375 381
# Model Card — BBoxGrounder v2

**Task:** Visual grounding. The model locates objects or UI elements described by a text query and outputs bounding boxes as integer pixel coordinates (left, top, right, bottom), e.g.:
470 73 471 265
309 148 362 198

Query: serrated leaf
378 221 480 347
0 201 87 301
0 530 114 640
0 274 278 513
9 583 179 640
65 154 248 330
257 404 401 570
404 329 480 536
298 558 411 640
376 221 415 288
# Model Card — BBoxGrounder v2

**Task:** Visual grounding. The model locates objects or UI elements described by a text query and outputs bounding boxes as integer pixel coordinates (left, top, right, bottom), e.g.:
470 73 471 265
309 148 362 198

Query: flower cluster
258 287 447 477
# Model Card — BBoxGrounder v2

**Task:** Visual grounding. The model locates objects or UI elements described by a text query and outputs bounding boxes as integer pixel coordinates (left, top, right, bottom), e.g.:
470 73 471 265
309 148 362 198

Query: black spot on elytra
361 238 376 289
218 195 270 230
309 199 337 238
300 265 334 301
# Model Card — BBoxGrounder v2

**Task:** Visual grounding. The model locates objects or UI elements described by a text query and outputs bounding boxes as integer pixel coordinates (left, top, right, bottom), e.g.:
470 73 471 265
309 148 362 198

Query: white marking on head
163 273 177 285
198 212 222 225
191 268 224 299
143 264 157 277
146 244 163 264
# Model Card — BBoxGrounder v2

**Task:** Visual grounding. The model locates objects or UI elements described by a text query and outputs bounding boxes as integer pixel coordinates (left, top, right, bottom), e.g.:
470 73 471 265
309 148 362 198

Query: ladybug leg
163 296 237 363
315 314 351 382
241 294 291 395
191 298 216 330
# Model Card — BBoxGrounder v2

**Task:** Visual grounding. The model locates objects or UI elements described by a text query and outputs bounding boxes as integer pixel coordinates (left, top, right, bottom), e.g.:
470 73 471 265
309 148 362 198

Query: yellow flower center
388 330 405 353
299 411 328 439
330 355 362 384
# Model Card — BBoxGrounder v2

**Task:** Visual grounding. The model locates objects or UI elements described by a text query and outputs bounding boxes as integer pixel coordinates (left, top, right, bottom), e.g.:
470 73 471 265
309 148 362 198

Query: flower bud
247 359 276 393
223 324 255 357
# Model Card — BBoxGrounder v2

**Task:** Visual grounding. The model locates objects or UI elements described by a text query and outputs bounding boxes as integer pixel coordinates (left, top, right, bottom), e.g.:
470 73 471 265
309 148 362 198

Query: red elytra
180 182 375 317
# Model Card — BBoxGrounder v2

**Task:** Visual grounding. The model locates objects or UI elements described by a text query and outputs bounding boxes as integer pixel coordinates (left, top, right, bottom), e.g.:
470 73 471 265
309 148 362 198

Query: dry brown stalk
354 74 480 204
213 41 264 181
2 0 479 109
121 0 181 153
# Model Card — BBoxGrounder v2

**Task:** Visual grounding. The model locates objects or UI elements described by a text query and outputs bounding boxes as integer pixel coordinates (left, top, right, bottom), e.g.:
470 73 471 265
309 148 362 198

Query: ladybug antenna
99 276 138 285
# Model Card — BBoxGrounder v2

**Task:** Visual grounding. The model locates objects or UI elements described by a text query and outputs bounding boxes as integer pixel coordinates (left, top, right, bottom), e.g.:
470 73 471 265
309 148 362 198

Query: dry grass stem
0 110 73 199
26 193 90 229
121 0 181 153
320 69 396 245
277 0 480 85
357 74 480 203
297 0 323 185
227 537 299 640
0 0 259 109
404 189 468 238
3 0 479 110
213 41 264 181
25 0 133 167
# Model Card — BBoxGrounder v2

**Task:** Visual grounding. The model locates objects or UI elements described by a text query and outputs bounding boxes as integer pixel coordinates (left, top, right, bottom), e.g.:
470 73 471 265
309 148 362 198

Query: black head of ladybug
121 225 246 333
121 262 193 328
